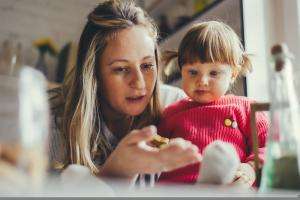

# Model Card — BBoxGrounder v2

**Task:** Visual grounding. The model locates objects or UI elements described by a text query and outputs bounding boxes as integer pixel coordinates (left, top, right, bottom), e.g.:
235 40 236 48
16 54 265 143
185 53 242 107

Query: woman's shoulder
159 84 186 109
48 87 64 111
48 86 67 126
47 86 68 170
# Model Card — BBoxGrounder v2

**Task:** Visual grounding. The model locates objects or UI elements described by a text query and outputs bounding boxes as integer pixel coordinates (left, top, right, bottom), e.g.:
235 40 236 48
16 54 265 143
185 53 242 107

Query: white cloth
197 140 240 184
159 84 186 108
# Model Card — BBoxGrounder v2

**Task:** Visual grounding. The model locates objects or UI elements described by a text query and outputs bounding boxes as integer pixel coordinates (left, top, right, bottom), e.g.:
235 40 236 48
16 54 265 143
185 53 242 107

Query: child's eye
141 63 154 71
113 67 130 74
210 70 219 77
188 69 198 76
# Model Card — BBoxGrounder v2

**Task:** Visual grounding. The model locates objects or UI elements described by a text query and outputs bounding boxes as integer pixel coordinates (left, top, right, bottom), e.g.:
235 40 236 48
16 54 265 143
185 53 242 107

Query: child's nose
199 75 209 86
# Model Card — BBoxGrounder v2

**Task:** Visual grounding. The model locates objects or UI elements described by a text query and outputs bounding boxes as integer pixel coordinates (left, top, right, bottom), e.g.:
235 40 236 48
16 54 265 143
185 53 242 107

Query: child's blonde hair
178 21 252 78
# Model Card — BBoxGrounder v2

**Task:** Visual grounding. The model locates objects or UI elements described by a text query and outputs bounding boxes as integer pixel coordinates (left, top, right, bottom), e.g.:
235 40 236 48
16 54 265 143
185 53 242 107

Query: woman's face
99 26 157 116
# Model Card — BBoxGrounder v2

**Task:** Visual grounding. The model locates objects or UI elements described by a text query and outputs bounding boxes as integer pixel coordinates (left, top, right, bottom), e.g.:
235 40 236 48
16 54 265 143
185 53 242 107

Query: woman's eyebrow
142 55 154 61
108 59 129 66
108 56 154 66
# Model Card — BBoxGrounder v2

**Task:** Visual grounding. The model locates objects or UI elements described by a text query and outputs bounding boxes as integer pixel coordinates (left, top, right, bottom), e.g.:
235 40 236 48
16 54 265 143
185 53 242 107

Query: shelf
146 0 174 19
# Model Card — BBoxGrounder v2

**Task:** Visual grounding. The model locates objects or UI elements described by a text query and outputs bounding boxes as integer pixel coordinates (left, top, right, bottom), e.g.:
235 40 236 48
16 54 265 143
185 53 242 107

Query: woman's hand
231 162 256 188
98 125 202 179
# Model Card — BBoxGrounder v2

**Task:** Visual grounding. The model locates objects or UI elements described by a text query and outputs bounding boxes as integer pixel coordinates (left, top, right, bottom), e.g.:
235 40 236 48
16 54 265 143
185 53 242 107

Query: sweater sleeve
157 101 182 138
157 111 173 138
244 109 269 165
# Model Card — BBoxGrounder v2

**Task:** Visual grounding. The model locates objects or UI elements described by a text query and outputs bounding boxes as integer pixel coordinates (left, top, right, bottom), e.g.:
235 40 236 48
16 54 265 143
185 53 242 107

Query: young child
157 21 268 185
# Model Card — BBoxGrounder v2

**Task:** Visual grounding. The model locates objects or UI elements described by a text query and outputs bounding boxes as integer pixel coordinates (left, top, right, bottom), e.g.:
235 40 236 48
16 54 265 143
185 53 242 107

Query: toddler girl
158 21 268 186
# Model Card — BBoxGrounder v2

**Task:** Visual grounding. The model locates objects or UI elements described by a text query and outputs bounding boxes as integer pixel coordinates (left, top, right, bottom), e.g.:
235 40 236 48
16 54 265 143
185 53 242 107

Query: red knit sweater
158 95 268 183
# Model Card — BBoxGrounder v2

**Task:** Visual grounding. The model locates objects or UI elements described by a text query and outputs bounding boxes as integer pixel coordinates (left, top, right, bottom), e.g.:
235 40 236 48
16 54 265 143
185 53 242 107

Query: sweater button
224 118 232 127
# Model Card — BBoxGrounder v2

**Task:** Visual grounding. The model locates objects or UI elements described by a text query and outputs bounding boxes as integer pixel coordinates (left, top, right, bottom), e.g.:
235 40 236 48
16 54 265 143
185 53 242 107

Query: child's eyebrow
208 67 228 74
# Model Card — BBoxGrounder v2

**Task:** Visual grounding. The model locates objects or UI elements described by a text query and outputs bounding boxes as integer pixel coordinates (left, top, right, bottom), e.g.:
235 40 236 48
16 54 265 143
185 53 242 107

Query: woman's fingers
112 130 202 175
159 144 202 172
127 137 201 174
121 125 157 146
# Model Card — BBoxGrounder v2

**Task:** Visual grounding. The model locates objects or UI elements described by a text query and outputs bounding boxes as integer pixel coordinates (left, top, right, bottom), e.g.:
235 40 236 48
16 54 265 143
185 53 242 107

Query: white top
159 84 186 108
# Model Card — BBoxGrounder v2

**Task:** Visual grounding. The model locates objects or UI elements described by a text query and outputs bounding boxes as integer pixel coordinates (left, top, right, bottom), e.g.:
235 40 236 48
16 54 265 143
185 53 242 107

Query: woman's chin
127 109 145 116
123 98 148 116
123 106 147 116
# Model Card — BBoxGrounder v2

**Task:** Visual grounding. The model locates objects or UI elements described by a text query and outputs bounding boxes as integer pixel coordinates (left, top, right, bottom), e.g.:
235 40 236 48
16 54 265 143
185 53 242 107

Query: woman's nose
130 69 146 89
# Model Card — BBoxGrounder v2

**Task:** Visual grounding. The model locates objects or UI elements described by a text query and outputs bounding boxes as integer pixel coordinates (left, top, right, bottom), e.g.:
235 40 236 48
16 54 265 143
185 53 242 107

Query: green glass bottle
260 44 300 191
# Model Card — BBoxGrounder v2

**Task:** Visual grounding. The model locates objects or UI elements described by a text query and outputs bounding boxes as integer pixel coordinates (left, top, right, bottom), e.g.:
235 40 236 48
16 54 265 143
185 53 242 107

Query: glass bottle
260 43 300 191
0 67 49 193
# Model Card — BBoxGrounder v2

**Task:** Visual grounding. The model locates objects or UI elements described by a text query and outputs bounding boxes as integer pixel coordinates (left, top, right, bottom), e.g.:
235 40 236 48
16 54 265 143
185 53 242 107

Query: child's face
181 62 233 103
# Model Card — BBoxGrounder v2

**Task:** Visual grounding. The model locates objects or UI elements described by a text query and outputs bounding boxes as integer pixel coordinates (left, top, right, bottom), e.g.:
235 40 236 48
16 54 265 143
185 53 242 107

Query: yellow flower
33 38 58 56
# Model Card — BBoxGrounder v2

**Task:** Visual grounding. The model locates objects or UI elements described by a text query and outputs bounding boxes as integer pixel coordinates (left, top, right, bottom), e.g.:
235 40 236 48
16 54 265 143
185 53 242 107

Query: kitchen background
0 0 299 101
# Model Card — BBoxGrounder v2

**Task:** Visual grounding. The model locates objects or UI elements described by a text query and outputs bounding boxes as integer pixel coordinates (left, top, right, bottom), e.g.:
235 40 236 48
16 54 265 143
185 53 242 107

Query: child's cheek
182 77 191 92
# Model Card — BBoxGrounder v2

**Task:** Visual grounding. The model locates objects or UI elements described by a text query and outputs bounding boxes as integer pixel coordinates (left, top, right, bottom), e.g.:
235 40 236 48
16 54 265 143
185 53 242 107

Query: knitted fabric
158 95 268 183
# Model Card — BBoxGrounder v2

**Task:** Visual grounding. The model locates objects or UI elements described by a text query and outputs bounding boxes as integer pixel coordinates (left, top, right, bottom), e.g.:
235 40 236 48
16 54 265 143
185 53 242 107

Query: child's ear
230 72 237 84
231 72 238 80
231 66 240 82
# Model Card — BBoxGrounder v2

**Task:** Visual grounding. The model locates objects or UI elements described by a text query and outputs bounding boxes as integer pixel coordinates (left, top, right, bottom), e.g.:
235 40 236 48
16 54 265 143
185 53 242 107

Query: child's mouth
195 90 208 95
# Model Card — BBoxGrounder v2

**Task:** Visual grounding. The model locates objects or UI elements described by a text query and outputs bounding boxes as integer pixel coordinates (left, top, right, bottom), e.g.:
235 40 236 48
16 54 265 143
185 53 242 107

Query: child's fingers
231 177 251 188
234 170 242 180
162 149 202 172
232 163 256 187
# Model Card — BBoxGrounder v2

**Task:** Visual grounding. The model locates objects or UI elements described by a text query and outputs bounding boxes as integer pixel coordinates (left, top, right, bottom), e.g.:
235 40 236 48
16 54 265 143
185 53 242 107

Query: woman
49 0 201 183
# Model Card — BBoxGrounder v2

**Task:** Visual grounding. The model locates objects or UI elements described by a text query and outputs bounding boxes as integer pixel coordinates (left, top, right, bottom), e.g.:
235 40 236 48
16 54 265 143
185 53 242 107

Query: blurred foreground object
59 164 114 196
198 140 240 184
260 43 300 191
0 66 49 193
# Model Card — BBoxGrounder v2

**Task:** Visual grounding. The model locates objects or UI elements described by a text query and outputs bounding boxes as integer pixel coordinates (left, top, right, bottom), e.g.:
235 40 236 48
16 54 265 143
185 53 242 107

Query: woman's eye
188 69 198 76
113 67 130 73
141 63 154 70
210 71 219 77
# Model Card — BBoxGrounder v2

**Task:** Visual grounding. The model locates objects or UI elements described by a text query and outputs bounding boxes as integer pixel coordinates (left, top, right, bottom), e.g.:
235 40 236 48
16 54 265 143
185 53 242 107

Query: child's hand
231 162 256 188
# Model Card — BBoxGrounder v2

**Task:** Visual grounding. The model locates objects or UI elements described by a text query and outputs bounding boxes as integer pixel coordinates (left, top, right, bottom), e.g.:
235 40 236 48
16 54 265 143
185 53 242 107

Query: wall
0 0 100 80
243 0 300 101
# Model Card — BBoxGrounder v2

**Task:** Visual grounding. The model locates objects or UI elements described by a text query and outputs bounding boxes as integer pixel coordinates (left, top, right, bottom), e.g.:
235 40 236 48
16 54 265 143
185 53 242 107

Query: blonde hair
50 0 161 174
178 21 252 78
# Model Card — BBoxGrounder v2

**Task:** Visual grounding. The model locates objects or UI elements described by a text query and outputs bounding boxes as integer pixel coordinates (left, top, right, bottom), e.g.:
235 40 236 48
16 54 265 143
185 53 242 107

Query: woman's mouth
126 95 146 103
